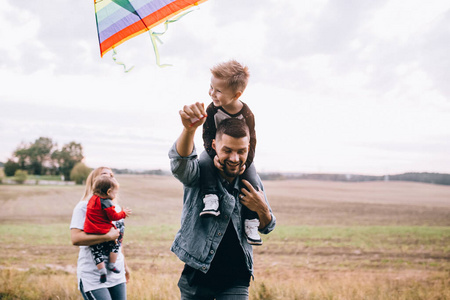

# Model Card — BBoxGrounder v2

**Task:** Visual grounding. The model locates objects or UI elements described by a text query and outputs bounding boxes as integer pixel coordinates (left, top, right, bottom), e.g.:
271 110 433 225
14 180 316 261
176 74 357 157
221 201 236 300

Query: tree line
2 137 88 182
259 172 450 186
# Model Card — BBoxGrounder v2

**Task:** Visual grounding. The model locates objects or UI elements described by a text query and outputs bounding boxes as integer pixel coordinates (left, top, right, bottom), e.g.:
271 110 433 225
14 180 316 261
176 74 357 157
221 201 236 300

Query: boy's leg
90 244 105 266
199 151 220 217
199 151 219 194
90 243 108 282
240 163 260 220
240 162 261 191
240 163 262 245
107 241 121 273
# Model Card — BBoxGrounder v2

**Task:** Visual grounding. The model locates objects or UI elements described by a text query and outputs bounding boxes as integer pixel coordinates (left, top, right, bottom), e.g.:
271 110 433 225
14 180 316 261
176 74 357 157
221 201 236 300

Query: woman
70 167 130 299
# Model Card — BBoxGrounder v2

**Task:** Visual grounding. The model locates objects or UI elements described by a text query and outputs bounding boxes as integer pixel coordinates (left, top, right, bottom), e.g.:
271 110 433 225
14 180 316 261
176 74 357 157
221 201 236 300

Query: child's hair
216 118 250 141
93 175 119 199
81 167 112 201
210 60 250 94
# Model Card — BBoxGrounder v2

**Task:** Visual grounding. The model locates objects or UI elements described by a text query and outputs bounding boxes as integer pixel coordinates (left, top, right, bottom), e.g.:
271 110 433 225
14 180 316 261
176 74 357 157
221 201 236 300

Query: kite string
149 9 197 68
112 48 134 72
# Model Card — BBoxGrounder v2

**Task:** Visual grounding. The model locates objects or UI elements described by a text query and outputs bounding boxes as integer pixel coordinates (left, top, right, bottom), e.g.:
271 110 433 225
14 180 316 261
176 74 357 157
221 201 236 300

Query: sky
1 0 450 175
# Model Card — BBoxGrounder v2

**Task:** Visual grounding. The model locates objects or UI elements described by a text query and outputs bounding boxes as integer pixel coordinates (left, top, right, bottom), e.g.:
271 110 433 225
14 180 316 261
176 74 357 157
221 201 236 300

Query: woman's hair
93 175 119 198
210 60 250 94
80 166 112 201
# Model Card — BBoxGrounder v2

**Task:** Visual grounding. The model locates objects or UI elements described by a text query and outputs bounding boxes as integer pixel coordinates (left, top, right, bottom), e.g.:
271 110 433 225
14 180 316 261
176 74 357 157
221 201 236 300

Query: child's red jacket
84 195 126 234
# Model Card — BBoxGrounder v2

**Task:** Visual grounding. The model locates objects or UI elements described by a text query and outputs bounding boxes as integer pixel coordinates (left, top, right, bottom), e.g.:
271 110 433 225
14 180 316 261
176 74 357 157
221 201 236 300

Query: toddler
84 175 132 283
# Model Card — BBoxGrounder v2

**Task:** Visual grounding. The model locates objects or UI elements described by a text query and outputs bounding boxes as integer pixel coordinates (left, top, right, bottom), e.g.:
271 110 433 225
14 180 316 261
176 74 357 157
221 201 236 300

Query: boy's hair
216 118 250 141
93 175 119 198
210 60 250 94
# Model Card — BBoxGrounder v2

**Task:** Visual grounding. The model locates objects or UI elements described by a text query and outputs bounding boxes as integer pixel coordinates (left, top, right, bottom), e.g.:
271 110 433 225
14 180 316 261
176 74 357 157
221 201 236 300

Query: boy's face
107 187 118 200
209 75 240 108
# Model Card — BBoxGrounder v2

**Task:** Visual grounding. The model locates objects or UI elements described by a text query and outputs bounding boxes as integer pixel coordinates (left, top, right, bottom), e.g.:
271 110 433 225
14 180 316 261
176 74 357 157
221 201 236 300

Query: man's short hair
216 118 250 141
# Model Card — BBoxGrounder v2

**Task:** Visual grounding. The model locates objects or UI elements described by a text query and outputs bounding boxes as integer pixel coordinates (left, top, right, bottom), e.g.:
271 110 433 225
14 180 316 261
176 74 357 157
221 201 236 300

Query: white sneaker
245 219 263 245
200 194 220 217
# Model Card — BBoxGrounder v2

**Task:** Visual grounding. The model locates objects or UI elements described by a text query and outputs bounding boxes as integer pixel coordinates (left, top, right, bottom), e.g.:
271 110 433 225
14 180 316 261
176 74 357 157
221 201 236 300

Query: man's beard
222 159 244 178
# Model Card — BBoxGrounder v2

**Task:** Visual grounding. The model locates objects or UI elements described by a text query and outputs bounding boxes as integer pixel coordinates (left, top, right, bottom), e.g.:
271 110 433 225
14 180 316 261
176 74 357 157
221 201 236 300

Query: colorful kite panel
95 0 207 57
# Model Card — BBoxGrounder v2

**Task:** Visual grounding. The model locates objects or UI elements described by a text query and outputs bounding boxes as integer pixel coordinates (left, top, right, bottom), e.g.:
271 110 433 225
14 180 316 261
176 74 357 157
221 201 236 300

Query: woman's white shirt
70 200 126 292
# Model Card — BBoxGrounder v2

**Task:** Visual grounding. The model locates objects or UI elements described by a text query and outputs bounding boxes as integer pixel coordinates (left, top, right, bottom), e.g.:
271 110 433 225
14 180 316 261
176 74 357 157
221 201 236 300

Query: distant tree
14 144 30 171
0 168 4 183
14 169 28 184
12 137 56 175
52 142 84 181
28 137 55 175
4 159 20 176
70 162 92 184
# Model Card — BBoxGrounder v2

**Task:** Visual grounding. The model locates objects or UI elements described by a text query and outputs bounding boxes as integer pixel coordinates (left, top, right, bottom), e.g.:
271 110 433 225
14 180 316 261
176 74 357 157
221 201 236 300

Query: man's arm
176 102 207 156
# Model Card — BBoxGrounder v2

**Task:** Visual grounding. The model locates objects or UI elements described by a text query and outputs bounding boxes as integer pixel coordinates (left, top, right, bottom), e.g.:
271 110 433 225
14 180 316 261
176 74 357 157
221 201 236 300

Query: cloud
1 0 450 174
416 9 450 98
1 0 101 74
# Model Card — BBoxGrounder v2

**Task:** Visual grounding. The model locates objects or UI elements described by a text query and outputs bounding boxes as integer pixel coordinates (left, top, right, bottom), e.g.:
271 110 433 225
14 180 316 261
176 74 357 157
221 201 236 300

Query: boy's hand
238 164 246 175
213 155 224 171
179 102 206 130
123 207 132 217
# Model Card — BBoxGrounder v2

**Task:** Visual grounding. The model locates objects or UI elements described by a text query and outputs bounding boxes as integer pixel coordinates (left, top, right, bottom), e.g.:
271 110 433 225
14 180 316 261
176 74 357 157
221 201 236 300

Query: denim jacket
169 143 276 275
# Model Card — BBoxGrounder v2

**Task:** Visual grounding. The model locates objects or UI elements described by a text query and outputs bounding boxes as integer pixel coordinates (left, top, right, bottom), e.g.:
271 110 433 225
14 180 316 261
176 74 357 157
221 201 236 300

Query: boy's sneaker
108 266 121 273
245 219 263 246
100 274 107 283
200 194 220 217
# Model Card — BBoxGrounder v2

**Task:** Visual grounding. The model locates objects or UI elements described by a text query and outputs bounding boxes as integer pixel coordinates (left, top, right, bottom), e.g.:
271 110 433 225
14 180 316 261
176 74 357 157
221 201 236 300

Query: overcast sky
1 0 450 175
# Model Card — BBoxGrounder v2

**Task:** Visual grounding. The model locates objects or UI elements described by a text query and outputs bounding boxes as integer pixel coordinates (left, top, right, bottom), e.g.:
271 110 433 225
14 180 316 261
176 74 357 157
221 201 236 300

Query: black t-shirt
182 221 251 290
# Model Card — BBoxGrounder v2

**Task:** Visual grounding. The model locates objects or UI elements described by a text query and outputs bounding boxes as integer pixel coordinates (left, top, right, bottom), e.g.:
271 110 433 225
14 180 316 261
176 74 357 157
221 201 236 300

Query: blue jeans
80 280 126 300
178 272 249 300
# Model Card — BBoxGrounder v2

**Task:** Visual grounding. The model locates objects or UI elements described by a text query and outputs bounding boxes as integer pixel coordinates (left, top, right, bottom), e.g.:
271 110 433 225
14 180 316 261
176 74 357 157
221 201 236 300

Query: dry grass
1 175 450 299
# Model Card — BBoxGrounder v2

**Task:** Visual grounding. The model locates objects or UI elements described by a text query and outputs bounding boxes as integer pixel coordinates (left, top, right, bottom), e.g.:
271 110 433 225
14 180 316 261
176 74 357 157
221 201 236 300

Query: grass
1 175 450 299
3 174 63 182
268 225 450 251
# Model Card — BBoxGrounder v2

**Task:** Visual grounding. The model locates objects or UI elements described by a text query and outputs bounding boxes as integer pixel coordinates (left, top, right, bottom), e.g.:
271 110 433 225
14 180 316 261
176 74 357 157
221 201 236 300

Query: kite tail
112 48 134 72
149 9 196 68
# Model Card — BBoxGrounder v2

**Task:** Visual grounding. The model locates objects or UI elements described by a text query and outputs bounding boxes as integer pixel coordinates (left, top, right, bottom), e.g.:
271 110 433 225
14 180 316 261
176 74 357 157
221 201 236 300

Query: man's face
213 134 250 178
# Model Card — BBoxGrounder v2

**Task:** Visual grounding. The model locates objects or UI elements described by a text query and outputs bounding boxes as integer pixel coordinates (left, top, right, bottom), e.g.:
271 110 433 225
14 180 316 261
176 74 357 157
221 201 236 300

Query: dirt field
1 175 449 299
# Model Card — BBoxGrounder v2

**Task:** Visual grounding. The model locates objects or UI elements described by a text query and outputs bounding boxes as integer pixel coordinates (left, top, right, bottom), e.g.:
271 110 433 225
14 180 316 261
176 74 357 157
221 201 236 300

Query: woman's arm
71 227 119 246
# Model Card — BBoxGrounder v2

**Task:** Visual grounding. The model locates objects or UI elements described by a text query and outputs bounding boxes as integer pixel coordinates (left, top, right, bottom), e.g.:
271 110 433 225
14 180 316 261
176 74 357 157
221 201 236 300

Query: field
1 175 450 299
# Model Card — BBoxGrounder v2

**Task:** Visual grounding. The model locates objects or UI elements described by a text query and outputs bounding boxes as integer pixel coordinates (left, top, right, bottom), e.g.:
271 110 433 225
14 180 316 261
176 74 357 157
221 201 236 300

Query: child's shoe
200 194 220 217
99 268 107 283
100 274 107 283
108 263 121 273
245 219 263 245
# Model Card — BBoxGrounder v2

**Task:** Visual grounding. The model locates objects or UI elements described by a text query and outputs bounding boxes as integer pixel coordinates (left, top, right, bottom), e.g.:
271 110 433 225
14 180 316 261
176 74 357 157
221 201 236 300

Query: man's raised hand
179 102 206 130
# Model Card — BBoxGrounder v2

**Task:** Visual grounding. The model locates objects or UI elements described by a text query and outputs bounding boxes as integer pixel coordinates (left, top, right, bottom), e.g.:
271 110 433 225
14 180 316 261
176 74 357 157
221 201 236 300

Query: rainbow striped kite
94 0 207 61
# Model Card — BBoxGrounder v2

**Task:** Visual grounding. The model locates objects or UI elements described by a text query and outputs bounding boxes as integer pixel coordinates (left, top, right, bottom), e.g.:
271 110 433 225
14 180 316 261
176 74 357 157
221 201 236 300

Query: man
169 102 276 299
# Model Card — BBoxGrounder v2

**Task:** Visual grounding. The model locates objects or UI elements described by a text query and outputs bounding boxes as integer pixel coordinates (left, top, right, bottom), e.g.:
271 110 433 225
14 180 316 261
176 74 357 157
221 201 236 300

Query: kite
94 0 207 68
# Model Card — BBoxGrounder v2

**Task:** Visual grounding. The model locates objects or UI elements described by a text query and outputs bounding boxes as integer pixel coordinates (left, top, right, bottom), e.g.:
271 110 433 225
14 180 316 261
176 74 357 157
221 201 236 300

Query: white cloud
1 0 450 175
